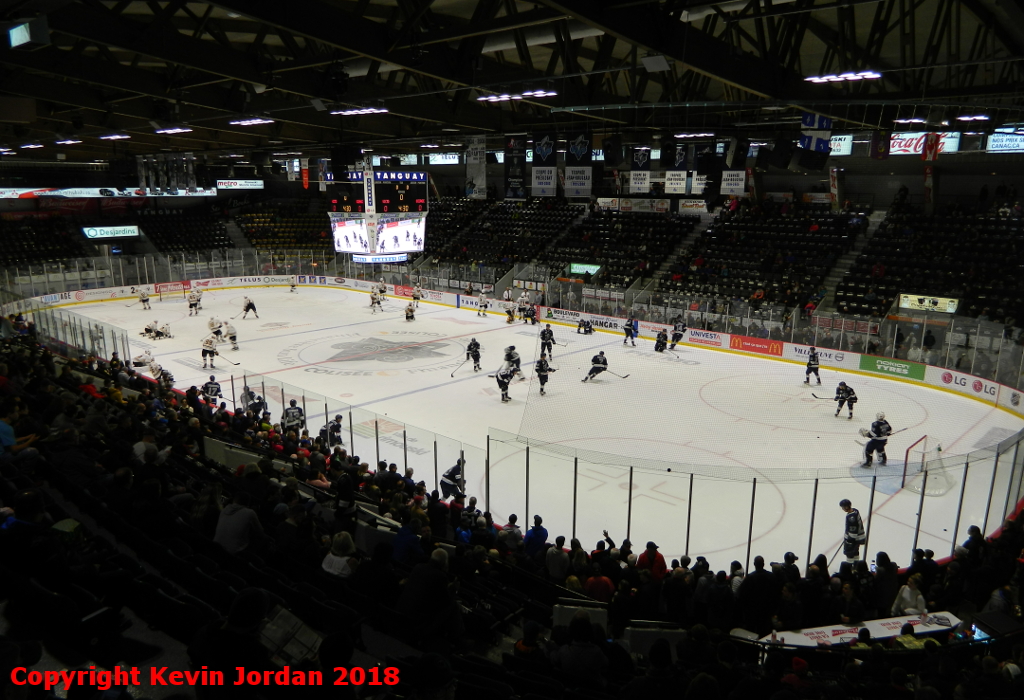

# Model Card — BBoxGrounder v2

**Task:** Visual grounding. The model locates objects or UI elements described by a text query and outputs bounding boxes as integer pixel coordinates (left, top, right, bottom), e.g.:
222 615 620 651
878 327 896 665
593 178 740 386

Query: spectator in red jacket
636 541 668 582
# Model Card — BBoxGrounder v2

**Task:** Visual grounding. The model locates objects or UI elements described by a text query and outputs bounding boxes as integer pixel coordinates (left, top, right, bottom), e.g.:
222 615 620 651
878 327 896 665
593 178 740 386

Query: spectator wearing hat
636 540 667 582
781 657 814 694
779 552 801 585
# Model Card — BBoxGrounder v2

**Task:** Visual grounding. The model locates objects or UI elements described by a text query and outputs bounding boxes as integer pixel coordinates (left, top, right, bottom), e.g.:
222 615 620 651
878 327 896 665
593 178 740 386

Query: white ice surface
71 286 1023 572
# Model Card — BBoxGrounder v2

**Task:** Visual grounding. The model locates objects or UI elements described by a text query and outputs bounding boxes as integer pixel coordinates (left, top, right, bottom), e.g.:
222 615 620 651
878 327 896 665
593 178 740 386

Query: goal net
157 285 188 302
901 435 956 497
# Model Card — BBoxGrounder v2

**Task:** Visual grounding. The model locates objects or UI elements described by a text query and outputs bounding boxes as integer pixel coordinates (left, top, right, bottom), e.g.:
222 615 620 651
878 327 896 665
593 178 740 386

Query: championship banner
665 143 688 194
720 170 747 196
531 132 557 197
301 158 309 190
564 131 592 198
465 136 487 199
629 147 651 194
503 136 527 200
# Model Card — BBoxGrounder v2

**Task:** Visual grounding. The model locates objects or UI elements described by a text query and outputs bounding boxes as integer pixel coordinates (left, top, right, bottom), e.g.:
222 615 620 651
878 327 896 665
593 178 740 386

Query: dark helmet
209 375 215 381
290 399 297 407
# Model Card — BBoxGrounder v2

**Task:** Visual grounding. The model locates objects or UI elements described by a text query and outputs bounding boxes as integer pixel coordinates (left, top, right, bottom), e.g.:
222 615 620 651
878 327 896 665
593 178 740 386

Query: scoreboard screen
373 174 428 213
376 214 425 253
331 183 365 213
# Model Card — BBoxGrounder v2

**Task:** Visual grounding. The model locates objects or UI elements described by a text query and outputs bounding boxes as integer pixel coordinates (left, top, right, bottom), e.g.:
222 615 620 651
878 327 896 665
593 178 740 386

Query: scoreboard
330 182 365 213
372 172 428 213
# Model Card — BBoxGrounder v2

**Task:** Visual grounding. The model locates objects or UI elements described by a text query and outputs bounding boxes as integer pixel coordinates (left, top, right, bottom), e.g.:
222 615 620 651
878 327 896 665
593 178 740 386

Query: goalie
859 412 893 467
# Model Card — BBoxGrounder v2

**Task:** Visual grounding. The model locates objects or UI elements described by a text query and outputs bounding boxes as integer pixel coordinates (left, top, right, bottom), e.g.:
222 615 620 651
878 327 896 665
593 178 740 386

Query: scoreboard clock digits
374 179 429 213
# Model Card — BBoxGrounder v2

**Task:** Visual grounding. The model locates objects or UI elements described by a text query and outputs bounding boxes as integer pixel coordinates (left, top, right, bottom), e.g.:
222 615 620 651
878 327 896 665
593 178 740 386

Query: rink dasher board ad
19 277 1020 417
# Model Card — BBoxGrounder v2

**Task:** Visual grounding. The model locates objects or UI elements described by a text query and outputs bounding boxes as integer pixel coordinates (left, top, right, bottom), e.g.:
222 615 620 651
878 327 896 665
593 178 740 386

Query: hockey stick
811 394 835 400
216 353 240 367
231 311 244 320
827 541 844 568
854 427 909 445
606 371 631 379
125 301 139 307
450 359 468 378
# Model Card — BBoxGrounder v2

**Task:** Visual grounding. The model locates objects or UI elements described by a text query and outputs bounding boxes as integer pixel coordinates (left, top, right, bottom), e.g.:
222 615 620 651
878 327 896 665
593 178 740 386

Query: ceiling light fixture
229 116 275 126
420 144 439 148
674 132 715 138
100 133 131 140
20 143 44 149
477 90 557 102
155 125 193 134
956 114 990 122
330 107 389 116
805 71 882 83
893 117 926 124
55 138 82 145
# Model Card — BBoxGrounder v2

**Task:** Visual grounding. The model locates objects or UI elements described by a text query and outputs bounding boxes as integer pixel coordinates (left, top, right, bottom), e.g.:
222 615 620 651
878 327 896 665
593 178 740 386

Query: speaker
789 147 830 172
726 137 749 169
603 136 622 166
768 140 794 169
486 152 498 164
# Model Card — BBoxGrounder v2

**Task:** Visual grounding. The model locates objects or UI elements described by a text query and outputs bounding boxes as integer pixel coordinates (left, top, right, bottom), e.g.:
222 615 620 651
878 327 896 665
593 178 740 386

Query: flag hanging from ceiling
869 130 891 160
799 111 833 153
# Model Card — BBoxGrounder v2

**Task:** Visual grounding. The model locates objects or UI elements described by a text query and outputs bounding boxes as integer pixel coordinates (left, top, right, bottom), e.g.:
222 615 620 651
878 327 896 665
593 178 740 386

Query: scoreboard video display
372 172 428 213
330 182 365 214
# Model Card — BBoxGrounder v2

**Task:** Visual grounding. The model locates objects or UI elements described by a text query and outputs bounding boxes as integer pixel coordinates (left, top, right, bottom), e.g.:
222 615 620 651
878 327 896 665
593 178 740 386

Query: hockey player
536 353 556 396
142 320 158 338
505 304 515 324
834 381 857 419
223 320 239 350
476 290 488 317
440 459 465 499
132 349 154 367
138 289 151 310
155 323 171 340
195 289 204 310
370 291 383 313
839 498 866 563
208 317 223 343
654 329 669 352
670 317 687 349
582 351 608 382
282 399 305 431
412 284 423 308
187 291 200 316
622 317 638 346
539 324 555 357
861 412 893 467
466 338 482 372
239 386 267 415
377 277 387 299
504 346 521 372
202 375 223 404
804 346 822 385
517 291 530 320
577 319 593 335
290 276 298 293
320 414 345 447
241 296 259 319
522 304 537 325
496 362 517 403
405 302 415 321
201 335 218 369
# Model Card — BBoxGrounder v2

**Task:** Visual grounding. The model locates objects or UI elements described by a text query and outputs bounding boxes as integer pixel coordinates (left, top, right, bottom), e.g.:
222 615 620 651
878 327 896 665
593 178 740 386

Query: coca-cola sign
889 132 960 155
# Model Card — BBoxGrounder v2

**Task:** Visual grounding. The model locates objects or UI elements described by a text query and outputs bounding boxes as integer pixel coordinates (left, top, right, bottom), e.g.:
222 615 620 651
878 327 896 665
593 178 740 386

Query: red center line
246 323 513 379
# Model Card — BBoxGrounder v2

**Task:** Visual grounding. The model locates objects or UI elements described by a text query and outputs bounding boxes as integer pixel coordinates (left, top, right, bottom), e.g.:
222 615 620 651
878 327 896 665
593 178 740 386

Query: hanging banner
921 132 941 161
689 172 707 195
465 135 487 199
301 158 309 190
720 170 747 196
564 131 592 198
664 170 688 194
799 111 833 153
829 167 843 210
869 131 890 160
503 136 527 200
629 147 651 194
531 132 557 197
889 132 960 156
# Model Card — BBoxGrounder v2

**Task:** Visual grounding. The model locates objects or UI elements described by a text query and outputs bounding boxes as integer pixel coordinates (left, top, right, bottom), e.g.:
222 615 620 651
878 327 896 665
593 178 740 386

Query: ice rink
70 285 1023 571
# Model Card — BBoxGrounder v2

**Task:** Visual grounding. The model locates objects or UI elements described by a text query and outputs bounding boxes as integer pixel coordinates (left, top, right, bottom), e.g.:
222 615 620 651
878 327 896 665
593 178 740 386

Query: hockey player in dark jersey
504 346 521 372
834 381 857 419
577 319 593 335
582 351 608 382
282 399 305 431
466 338 482 372
804 346 822 385
654 329 668 352
536 353 556 396
523 304 538 325
840 499 866 563
202 375 222 404
540 324 554 357
496 363 517 403
860 412 893 467
622 317 637 346
669 317 687 349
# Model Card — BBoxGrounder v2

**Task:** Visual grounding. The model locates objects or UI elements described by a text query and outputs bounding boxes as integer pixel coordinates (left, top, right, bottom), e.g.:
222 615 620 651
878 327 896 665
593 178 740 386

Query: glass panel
956 453 996 553
915 459 968 558
984 448 1012 534
687 475 752 568
626 467 692 567
522 446 574 550
750 478 817 571
350 407 381 468
809 478 857 575
573 456 629 560
485 435 527 528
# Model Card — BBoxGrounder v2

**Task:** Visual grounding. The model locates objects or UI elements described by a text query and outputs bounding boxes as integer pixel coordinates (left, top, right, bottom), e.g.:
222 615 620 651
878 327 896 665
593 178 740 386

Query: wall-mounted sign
889 132 960 155
216 180 264 190
82 225 140 239
352 253 409 264
898 293 959 314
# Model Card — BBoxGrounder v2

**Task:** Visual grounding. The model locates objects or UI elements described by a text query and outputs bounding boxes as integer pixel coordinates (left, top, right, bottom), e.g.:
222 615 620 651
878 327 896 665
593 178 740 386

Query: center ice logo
328 337 450 363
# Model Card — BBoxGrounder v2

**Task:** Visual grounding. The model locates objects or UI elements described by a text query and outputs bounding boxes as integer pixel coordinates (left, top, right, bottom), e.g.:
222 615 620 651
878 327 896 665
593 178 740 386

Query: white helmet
876 412 885 420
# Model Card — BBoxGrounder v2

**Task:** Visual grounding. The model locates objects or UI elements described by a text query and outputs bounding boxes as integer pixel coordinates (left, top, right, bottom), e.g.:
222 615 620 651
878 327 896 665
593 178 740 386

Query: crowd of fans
0 323 1021 699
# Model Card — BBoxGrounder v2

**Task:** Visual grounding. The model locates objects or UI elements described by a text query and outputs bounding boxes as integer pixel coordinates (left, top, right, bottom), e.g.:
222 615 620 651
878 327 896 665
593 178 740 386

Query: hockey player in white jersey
290 276 298 293
201 335 218 369
187 291 200 316
207 317 223 343
412 284 423 308
496 363 517 403
138 289 151 310
477 290 488 317
405 302 416 321
370 291 383 313
132 349 154 367
195 289 204 310
223 320 239 350
156 322 171 340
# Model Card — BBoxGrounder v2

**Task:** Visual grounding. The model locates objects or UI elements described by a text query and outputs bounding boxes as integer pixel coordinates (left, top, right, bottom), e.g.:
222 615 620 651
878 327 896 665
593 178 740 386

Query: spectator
322 531 358 579
636 540 667 582
213 492 265 555
523 514 548 558
550 610 607 690
393 517 427 566
546 535 570 583
584 563 615 603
